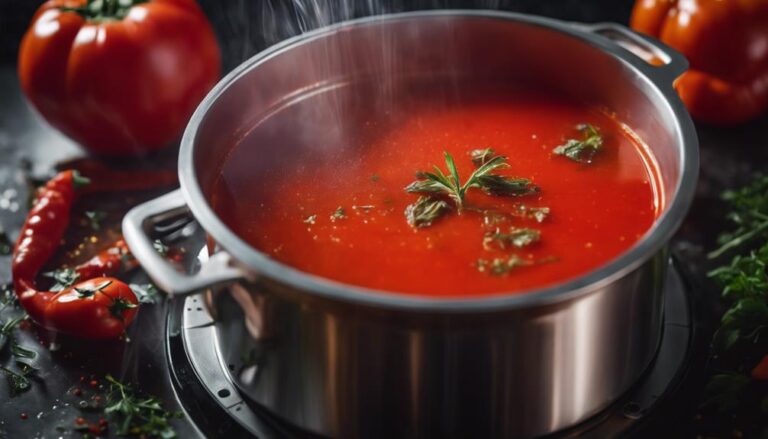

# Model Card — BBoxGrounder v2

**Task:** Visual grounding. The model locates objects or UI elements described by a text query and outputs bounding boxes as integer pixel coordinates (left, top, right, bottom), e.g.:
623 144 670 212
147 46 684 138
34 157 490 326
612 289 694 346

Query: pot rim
178 9 699 312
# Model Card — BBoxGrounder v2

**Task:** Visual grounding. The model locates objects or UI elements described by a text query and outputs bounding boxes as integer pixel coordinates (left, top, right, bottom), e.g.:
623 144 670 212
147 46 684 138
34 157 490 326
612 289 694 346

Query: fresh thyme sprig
553 123 603 164
708 175 768 259
103 374 180 437
406 151 538 212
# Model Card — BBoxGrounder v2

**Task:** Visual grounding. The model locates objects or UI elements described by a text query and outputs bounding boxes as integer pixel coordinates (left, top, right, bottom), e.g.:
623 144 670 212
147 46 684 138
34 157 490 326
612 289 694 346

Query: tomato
630 0 768 125
43 278 139 340
17 0 221 155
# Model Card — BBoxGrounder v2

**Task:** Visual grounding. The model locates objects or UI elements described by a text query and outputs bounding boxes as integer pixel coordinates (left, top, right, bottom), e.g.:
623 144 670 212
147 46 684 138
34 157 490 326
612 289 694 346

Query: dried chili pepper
12 170 138 339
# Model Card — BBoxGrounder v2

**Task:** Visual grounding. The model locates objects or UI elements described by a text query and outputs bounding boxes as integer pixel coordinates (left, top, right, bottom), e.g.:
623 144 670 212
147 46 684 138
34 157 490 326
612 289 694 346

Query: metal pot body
123 11 698 438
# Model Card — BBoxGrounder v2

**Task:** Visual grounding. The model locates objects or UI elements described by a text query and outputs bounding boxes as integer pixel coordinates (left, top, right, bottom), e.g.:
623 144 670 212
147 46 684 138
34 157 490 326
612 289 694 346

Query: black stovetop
1 1 768 438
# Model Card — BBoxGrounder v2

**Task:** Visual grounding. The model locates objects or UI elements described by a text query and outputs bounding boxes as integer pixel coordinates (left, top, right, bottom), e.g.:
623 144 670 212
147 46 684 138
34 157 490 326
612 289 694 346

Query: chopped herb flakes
477 256 531 276
483 228 541 250
518 205 550 223
330 207 346 221
405 197 451 228
553 123 603 164
303 214 317 225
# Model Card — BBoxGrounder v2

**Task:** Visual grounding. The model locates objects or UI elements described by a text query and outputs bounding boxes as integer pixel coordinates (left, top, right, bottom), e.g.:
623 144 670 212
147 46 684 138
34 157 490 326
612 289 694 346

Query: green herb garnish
470 148 496 167
517 205 550 223
330 207 346 221
553 123 603 164
405 152 537 211
476 256 531 276
2 366 32 396
483 227 541 250
708 175 768 259
303 214 317 225
405 197 452 228
475 175 539 197
103 374 180 438
43 268 80 291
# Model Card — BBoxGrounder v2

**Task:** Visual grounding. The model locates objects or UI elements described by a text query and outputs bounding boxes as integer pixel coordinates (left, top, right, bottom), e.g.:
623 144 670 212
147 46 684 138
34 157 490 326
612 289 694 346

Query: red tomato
630 0 768 125
43 277 139 340
18 0 221 156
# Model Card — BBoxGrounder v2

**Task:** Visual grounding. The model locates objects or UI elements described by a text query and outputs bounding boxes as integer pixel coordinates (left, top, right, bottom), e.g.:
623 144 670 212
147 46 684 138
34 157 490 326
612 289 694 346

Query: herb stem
708 219 768 259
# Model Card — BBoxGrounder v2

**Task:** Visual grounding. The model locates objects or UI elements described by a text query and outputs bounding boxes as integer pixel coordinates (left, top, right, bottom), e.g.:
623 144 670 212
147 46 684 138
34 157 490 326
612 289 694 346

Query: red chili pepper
11 170 138 339
752 355 768 381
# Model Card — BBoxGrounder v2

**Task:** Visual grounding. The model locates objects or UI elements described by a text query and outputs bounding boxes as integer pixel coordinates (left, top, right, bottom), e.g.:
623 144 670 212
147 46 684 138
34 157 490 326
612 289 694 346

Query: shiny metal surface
124 10 699 438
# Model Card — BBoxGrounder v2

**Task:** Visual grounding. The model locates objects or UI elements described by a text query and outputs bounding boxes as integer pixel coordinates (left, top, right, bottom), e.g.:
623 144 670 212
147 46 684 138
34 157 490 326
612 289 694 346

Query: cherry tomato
43 278 139 340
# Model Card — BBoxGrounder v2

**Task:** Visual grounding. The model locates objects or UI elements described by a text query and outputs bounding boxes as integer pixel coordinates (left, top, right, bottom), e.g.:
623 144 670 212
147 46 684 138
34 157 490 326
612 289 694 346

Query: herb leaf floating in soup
405 196 452 228
553 123 604 163
405 151 539 220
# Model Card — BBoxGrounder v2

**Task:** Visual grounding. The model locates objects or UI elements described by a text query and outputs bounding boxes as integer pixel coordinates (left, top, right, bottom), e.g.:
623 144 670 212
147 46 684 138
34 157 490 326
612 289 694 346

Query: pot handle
122 189 247 296
583 22 688 82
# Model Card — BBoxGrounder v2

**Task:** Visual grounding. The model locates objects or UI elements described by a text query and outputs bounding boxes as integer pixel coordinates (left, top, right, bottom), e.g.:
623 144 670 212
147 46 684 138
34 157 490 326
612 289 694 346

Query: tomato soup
211 81 661 297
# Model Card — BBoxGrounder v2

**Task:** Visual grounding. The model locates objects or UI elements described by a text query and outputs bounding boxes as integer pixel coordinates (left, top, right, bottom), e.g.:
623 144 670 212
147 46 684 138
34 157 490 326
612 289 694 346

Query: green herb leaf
2 366 31 396
517 205 550 223
708 175 768 259
475 175 539 197
10 342 36 359
483 228 541 250
470 148 497 167
43 268 80 292
405 197 452 228
75 280 112 299
553 123 603 164
330 207 347 221
476 255 531 276
103 374 179 437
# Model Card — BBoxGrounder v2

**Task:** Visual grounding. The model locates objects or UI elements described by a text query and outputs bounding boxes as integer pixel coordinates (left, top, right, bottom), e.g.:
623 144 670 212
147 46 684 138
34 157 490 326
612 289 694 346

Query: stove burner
167 261 695 438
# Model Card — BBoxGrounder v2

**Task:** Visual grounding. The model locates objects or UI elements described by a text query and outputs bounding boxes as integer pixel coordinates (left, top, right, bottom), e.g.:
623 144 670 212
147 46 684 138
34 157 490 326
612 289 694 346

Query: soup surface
211 81 661 297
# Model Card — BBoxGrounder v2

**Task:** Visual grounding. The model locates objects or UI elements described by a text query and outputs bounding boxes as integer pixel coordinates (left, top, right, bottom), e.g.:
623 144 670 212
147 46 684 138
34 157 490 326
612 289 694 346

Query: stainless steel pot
123 10 698 438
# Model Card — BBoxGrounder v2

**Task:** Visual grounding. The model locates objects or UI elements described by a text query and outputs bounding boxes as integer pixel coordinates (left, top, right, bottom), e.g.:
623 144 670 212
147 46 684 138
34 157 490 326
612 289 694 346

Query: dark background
1 0 636 69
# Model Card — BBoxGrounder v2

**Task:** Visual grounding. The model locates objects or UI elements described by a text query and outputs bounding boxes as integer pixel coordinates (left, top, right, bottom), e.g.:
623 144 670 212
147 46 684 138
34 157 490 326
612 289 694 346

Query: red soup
211 81 662 297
